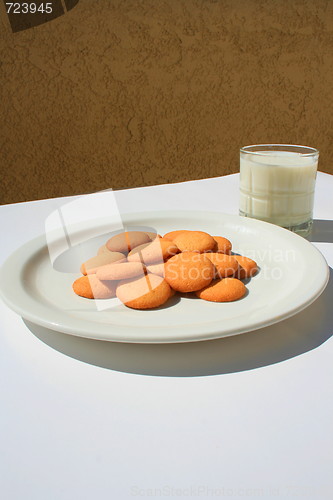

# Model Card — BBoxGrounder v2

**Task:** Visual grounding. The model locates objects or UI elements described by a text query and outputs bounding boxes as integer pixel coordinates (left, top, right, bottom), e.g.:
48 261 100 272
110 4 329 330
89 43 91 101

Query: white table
1 173 333 500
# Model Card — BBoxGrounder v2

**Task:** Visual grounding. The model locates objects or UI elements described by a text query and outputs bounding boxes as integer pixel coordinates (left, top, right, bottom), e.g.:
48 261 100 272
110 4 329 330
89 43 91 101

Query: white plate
0 211 329 343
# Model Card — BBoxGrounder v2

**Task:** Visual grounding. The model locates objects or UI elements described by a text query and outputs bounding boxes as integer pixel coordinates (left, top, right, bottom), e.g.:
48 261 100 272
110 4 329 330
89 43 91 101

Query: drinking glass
239 144 319 237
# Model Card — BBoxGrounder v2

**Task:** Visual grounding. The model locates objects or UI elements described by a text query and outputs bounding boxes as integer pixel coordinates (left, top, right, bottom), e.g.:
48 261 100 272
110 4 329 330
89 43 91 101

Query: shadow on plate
24 266 333 377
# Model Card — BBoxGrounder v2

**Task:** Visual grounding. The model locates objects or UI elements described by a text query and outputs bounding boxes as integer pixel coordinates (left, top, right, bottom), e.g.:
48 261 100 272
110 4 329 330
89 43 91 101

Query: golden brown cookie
81 252 126 275
116 274 172 309
173 231 215 253
146 262 165 277
97 244 113 255
106 231 150 254
211 236 232 255
96 262 145 281
72 275 117 299
164 252 215 292
145 232 161 241
163 230 189 241
234 255 258 279
196 278 246 302
127 238 179 265
204 253 239 278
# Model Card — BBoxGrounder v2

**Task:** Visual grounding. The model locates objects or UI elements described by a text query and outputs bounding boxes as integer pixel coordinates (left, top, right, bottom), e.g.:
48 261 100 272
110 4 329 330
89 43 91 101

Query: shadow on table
308 219 333 243
24 266 333 377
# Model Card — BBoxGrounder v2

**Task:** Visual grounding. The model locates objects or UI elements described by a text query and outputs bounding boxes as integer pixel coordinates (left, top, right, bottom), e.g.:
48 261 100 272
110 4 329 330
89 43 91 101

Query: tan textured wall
1 0 333 204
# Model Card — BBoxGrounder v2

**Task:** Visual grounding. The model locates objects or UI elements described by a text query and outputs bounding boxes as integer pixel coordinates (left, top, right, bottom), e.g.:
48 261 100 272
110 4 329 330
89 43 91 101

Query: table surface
1 172 333 500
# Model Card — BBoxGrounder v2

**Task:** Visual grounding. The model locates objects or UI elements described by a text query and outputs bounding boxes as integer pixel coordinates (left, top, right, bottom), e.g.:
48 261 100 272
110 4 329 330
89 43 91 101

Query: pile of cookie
72 230 258 309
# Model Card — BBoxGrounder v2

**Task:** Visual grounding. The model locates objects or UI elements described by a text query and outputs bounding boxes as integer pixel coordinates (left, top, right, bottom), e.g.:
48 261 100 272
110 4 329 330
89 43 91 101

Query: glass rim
240 144 319 157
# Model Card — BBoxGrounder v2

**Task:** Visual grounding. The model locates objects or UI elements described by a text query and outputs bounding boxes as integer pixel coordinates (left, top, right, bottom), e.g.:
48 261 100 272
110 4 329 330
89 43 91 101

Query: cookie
96 262 145 281
145 231 161 241
164 252 215 292
211 236 232 255
163 230 189 241
81 252 126 275
97 244 113 255
106 231 150 254
127 238 179 264
173 231 215 253
234 255 258 279
204 253 239 278
72 275 117 299
116 274 172 309
146 262 165 277
195 278 246 302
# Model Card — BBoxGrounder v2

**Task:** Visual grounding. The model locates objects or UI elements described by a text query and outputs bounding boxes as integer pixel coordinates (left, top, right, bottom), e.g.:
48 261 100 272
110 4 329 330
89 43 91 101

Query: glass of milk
239 144 319 237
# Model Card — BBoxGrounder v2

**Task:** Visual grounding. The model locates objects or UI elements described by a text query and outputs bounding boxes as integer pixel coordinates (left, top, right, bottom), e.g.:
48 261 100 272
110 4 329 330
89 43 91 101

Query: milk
239 151 318 228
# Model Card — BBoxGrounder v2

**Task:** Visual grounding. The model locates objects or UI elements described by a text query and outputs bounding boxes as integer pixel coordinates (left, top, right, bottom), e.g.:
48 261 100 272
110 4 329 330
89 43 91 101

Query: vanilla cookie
106 231 150 254
164 252 214 292
97 244 113 255
146 262 166 277
72 275 117 299
204 253 239 278
196 278 246 302
163 230 189 241
96 262 145 281
173 231 215 253
116 274 172 309
211 236 232 255
81 252 126 275
145 231 161 241
127 238 179 264
234 255 258 279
